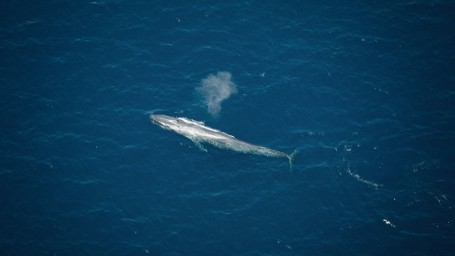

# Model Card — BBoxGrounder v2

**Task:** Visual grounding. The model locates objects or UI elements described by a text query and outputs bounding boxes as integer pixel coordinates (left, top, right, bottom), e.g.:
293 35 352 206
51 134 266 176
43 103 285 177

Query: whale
151 114 297 171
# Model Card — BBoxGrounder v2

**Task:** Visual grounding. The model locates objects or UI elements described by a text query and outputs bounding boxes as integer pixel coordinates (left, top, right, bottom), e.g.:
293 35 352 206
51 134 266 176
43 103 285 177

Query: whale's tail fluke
287 149 299 173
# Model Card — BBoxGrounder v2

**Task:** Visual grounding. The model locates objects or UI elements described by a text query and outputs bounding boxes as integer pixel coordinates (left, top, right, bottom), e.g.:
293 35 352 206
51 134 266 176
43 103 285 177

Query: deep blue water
1 1 455 255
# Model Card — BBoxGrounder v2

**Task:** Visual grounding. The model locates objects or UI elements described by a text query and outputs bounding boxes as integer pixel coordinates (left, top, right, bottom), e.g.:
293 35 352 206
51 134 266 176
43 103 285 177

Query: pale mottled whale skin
151 114 297 170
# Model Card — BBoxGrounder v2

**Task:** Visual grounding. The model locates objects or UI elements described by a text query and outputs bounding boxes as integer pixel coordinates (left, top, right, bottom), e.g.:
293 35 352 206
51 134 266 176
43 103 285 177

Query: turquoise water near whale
1 1 454 255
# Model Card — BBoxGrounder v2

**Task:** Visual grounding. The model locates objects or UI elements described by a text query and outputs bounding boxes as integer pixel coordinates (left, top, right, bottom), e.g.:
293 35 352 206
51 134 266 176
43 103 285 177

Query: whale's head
151 114 204 136
150 114 179 130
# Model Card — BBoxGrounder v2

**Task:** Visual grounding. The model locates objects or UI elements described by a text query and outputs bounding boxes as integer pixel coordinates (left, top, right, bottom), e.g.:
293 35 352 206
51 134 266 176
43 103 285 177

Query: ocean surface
1 1 454 255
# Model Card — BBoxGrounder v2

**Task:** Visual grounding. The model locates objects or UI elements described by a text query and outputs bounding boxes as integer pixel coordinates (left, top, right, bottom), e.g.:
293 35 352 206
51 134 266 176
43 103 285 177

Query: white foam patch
383 219 396 228
346 167 382 189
